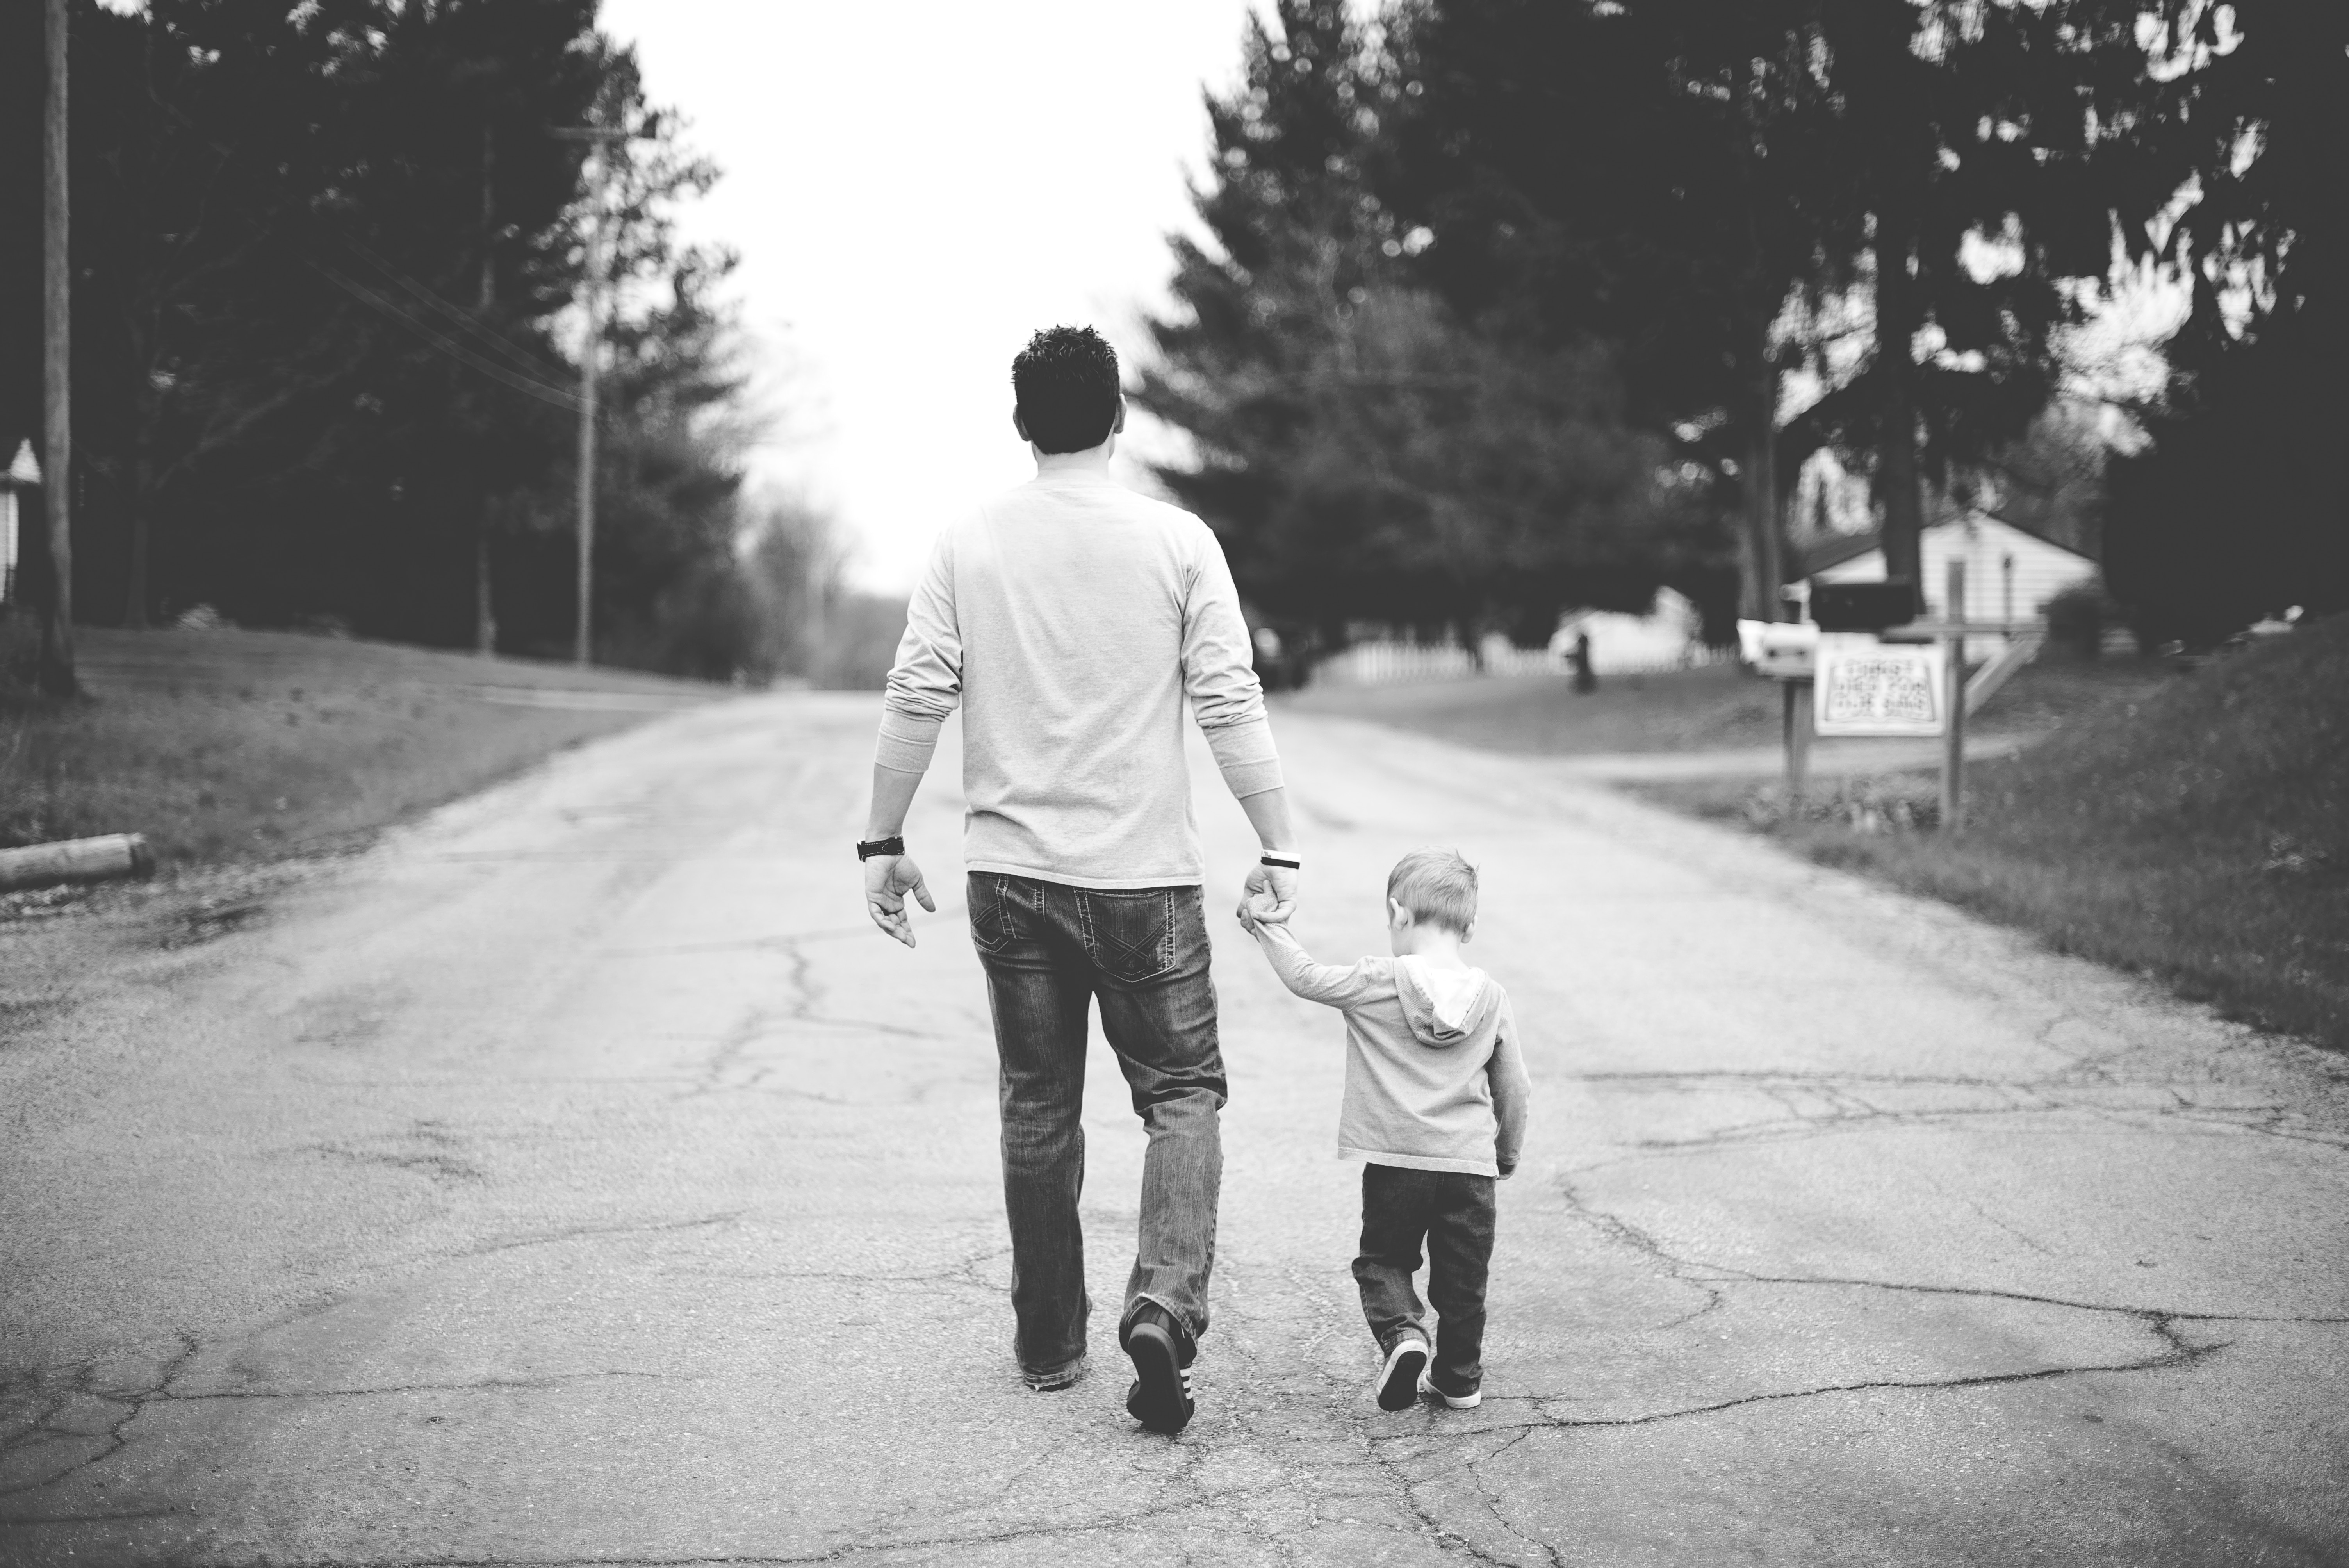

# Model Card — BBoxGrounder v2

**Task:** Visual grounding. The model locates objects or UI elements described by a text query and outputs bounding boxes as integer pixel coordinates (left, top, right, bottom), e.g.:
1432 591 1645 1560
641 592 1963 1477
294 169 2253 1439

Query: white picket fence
1310 640 1733 688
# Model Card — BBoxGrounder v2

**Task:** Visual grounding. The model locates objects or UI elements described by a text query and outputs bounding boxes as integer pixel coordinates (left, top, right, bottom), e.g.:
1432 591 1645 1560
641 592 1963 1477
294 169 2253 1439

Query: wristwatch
857 836 905 860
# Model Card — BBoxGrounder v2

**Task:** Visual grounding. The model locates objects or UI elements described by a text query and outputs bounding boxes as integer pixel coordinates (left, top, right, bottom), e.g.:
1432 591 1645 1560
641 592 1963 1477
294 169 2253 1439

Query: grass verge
1281 656 2171 755
1630 619 2349 1048
1 624 716 870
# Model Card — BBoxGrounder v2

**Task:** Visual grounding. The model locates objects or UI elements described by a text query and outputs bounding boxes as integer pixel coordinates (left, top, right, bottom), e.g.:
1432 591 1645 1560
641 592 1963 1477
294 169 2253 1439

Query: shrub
2043 579 2117 659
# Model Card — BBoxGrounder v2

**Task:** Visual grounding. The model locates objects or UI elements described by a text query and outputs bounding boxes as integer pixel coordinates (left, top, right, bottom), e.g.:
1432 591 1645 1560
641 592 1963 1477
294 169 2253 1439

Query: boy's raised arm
1488 996 1533 1177
1244 917 1374 1009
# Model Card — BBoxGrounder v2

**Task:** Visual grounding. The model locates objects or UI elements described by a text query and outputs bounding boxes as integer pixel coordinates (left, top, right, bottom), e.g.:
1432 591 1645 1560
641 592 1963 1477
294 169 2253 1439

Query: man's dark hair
1012 326 1122 454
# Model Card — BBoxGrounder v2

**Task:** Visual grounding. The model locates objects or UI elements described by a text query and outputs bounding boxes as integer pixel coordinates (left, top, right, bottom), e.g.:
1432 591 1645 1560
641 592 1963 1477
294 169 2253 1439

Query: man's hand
864 853 936 947
1241 861 1299 927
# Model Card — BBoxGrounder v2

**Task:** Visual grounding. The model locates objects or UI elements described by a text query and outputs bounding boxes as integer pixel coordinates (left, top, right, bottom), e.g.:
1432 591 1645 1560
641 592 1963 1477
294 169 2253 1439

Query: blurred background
4 0 2340 696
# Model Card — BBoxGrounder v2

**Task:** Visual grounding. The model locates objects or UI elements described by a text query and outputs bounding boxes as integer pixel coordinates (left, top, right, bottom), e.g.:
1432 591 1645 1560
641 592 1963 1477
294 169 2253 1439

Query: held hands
1233 889 1280 934
1239 860 1298 930
864 853 935 948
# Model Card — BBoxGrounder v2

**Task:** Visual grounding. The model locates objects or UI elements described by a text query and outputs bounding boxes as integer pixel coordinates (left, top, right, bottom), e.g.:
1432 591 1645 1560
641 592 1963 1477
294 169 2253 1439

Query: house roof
1797 529 1884 576
1794 512 2095 579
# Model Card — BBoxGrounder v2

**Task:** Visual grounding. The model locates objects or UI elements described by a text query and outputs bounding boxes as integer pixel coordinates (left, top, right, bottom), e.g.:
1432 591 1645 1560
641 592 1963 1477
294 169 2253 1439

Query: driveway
4 695 2344 1565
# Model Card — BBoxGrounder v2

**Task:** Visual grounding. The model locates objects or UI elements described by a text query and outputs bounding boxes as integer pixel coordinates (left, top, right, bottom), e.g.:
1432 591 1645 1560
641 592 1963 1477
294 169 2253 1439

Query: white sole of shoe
1417 1370 1481 1408
1373 1338 1429 1411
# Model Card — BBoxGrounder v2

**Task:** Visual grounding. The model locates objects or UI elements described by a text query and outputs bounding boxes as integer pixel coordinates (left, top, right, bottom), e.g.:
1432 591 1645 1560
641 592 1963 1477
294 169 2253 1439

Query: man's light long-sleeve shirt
876 464 1283 889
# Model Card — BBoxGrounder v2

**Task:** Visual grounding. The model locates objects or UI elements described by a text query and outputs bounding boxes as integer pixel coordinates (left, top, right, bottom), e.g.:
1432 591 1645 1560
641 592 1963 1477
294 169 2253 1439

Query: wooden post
574 250 597 667
476 122 499 657
40 0 74 693
1941 558 1967 834
548 123 637 669
573 144 602 668
1784 678 1813 807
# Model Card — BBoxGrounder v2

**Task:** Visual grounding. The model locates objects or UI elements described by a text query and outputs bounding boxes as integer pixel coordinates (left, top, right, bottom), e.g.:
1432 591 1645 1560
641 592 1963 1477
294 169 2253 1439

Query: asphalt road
5 694 2346 1566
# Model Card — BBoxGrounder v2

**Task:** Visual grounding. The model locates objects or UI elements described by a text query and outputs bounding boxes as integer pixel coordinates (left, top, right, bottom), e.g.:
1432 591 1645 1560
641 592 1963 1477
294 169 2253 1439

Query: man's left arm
1180 526 1300 921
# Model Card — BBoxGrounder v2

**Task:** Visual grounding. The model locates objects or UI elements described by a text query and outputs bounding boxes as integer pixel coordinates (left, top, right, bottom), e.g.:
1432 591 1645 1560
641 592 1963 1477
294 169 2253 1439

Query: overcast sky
597 0 1275 591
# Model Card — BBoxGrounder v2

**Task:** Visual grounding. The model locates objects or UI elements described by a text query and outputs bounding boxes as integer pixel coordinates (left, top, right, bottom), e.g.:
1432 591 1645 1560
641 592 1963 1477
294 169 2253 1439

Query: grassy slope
1644 619 2349 1046
1 626 716 868
1283 662 1782 755
1281 657 2171 756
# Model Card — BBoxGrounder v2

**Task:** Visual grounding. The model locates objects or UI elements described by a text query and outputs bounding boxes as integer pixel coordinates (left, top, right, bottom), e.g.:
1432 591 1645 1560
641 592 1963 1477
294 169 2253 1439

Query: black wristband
1260 854 1301 870
857 836 905 861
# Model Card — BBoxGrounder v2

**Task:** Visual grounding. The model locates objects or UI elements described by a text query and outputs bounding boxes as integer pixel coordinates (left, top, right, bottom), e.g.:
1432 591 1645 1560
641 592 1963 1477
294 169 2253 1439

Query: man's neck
1033 441 1114 476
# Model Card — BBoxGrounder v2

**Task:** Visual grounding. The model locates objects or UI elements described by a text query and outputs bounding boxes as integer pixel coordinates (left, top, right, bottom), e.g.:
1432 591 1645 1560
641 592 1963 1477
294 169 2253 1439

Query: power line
336 235 574 384
315 263 583 412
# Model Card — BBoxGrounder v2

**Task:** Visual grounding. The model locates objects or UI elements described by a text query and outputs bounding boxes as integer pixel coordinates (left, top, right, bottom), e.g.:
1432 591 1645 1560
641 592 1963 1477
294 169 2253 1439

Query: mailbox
1809 578 1919 632
1736 618 1819 680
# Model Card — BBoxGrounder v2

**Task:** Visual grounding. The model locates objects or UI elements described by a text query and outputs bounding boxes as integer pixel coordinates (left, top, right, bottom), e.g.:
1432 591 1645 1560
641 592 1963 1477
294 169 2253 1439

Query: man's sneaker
1373 1336 1429 1411
1124 1309 1195 1434
1419 1370 1482 1409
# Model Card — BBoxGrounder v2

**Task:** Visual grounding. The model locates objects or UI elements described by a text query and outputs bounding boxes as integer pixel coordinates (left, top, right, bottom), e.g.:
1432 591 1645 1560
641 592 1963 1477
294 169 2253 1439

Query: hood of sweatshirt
1394 956 1499 1049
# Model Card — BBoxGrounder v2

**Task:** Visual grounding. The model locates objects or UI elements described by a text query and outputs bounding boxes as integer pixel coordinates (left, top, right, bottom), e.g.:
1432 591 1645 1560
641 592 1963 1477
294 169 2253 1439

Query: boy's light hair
1387 848 1479 936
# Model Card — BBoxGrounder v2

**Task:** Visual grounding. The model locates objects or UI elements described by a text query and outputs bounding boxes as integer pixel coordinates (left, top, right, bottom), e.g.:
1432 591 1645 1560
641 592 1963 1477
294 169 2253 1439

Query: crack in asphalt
162 1372 685 1404
680 939 961 1103
1428 1329 2221 1442
451 1213 745 1261
0 1334 200 1500
0 1337 685 1505
297 1119 490 1185
1553 1062 2349 1176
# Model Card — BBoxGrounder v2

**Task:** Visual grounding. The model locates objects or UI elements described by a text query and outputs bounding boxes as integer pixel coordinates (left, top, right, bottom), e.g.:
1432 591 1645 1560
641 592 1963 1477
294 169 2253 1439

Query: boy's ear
1387 896 1410 927
1463 921 1476 944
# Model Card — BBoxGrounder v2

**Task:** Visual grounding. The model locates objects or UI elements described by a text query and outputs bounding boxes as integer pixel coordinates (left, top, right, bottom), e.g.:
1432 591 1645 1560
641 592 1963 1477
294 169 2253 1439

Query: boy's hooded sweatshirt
1249 923 1531 1177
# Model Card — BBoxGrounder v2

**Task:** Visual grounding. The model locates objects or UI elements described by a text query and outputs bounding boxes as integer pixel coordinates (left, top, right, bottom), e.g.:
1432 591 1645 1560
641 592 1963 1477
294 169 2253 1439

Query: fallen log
0 833 155 893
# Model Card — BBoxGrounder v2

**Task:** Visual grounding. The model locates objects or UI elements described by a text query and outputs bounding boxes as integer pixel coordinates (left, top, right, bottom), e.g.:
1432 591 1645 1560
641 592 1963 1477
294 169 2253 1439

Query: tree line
1144 0 2345 651
2 0 827 680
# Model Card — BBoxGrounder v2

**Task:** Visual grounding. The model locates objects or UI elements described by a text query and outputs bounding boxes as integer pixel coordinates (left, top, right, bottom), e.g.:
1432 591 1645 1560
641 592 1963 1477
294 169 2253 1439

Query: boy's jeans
1354 1162 1497 1396
968 872 1224 1384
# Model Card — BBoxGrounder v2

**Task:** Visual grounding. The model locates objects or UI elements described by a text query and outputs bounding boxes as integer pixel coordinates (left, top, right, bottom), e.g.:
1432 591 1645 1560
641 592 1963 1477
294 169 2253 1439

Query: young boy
1238 848 1531 1411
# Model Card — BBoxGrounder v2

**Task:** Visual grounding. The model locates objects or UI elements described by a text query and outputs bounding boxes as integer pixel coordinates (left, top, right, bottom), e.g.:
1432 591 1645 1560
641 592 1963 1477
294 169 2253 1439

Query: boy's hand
1242 861 1298 925
864 853 935 948
1234 889 1280 934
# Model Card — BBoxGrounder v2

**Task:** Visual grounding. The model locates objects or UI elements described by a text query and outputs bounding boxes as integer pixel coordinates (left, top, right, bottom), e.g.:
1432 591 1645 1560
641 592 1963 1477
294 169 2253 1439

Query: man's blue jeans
968 872 1224 1383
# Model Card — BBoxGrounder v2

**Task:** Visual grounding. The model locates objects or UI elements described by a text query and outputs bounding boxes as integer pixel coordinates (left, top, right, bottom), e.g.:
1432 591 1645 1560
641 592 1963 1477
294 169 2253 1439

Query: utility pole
474 121 498 657
549 124 633 668
40 0 74 693
574 162 600 669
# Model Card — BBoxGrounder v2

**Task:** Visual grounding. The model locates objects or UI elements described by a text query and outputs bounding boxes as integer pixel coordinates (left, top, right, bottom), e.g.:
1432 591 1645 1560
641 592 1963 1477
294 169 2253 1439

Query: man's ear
1012 408 1030 443
1112 397 1128 435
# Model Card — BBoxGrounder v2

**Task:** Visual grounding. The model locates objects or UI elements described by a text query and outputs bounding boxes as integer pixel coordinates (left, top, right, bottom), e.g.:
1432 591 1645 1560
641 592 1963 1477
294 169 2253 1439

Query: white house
1800 512 2097 625
1548 587 1708 674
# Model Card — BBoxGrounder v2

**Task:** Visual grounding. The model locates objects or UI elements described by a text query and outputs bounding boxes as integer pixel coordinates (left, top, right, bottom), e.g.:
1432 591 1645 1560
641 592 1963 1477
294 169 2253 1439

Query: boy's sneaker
1419 1370 1481 1409
1123 1306 1195 1434
1374 1336 1430 1411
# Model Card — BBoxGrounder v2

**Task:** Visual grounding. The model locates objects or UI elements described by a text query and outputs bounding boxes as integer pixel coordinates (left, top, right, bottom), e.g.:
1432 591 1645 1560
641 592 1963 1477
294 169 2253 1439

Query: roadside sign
1814 633 1947 736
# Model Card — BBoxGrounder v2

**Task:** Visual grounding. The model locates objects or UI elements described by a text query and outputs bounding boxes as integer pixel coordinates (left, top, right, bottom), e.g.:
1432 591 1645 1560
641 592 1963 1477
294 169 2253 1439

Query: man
859 325 1299 1436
